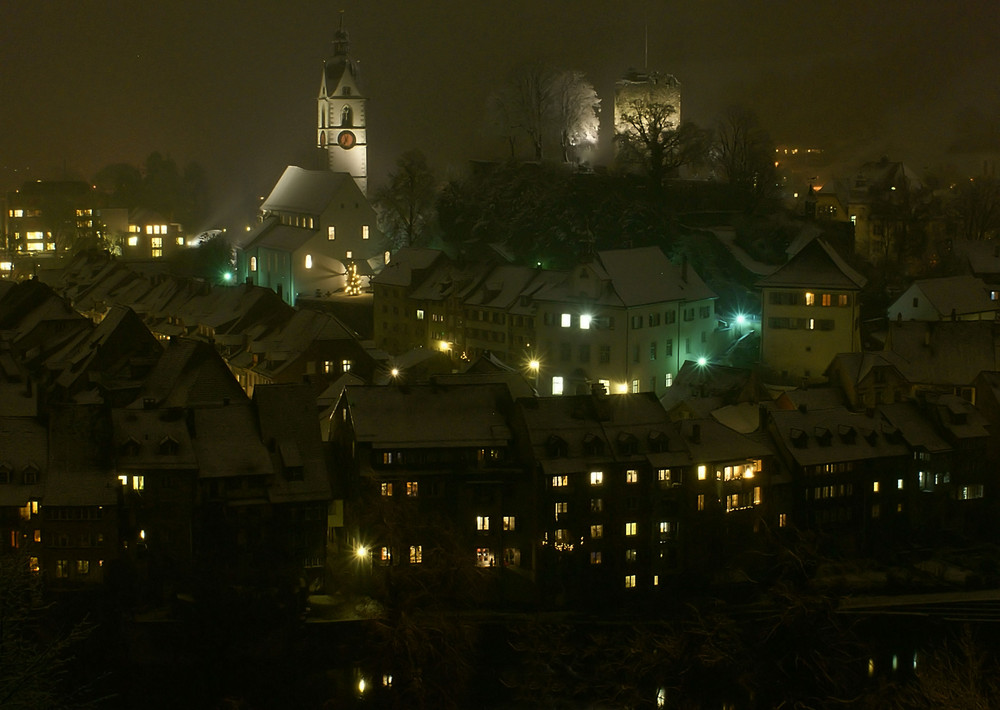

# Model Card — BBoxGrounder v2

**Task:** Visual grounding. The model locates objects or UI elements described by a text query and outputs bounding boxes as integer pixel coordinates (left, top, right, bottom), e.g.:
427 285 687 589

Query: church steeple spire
332 10 350 57
317 13 368 196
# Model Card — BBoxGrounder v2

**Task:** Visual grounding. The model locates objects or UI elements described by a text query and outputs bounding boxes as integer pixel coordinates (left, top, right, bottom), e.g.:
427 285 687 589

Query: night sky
2 1 998 228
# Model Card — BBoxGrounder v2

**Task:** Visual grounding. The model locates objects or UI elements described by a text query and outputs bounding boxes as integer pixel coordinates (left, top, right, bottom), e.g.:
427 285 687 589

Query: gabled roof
598 247 716 305
261 166 359 216
345 383 514 449
253 384 331 503
882 320 1000 386
135 338 248 409
894 275 999 318
373 248 445 287
192 404 272 479
757 238 866 290
769 406 910 467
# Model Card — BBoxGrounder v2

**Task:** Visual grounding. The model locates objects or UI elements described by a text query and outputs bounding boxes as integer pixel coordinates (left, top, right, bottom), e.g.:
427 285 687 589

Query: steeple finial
333 10 350 56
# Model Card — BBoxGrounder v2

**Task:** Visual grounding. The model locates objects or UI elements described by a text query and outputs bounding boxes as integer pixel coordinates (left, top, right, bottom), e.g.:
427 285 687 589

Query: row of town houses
2 242 1000 605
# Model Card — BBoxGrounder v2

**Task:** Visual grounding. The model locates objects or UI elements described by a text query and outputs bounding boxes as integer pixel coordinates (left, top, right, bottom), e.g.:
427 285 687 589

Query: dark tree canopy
374 150 438 249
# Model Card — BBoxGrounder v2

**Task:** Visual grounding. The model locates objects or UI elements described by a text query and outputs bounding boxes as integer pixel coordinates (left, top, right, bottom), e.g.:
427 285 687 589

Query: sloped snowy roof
895 275 999 318
262 166 358 216
598 247 716 306
757 238 866 290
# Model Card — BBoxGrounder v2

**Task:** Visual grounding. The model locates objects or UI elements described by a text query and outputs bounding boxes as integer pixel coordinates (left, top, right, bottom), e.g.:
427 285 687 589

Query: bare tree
615 98 711 189
487 63 599 163
951 175 1000 241
552 69 600 163
713 106 777 209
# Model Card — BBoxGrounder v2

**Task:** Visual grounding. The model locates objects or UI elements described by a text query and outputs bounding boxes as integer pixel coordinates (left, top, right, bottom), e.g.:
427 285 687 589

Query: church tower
317 15 367 195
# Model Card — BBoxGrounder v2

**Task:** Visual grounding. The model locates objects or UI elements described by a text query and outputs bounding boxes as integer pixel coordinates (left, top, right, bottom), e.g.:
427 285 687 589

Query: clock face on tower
337 130 356 149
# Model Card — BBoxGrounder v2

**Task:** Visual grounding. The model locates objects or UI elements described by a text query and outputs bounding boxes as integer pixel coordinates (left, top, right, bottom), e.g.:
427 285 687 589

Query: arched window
250 256 257 272
321 107 326 128
341 105 353 127
320 131 326 147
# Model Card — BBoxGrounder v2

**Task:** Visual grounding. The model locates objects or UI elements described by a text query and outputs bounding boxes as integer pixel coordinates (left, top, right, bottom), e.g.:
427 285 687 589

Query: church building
235 19 385 305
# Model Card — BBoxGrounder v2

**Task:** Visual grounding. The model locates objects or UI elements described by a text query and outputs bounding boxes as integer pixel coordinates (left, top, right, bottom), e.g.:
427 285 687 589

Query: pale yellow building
758 238 866 384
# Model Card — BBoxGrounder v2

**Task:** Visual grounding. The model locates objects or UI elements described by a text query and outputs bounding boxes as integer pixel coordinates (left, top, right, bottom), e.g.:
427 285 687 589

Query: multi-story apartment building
332 382 534 601
373 246 719 398
758 238 866 384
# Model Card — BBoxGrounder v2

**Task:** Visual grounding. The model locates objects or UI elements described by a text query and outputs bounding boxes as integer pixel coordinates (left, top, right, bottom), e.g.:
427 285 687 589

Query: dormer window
159 436 180 455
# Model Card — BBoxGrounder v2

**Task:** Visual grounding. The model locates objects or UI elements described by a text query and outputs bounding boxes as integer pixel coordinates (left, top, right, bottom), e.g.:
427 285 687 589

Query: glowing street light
390 367 400 379
697 356 708 367
355 545 368 559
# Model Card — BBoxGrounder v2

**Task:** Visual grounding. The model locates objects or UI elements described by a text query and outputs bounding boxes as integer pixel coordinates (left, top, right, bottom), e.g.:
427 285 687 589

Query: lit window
250 256 257 271
55 560 69 578
626 469 638 484
897 478 904 490
551 475 568 487
561 313 571 328
416 309 425 320
631 379 639 393
380 482 393 496
33 530 41 543
362 225 370 240
590 524 603 538
476 548 494 567
551 376 563 395
151 237 163 258
579 314 591 329
380 547 391 564
406 481 418 497
554 502 568 516
838 294 849 306
625 575 636 588
590 551 602 565
477 515 490 532
625 522 637 536
658 468 672 483
76 560 90 575
697 465 707 481
305 254 313 269
821 293 832 306
346 250 353 259
754 487 762 505
128 236 138 246
409 545 422 564
960 485 984 500
665 373 673 387
697 494 705 511
328 226 336 240
503 516 516 531
626 548 637 561
176 237 185 245
342 359 352 372
805 292 815 306
590 471 603 486
132 476 144 491
779 513 787 527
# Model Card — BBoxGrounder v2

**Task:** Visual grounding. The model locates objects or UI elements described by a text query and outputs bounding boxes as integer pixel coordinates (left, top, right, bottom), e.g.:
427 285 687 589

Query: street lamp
527 358 540 391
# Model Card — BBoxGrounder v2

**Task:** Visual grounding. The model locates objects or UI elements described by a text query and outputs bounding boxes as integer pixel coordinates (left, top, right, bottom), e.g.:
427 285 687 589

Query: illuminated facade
613 68 681 150
237 166 386 305
4 180 99 256
318 17 368 195
372 246 719 398
121 209 185 260
758 238 866 384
